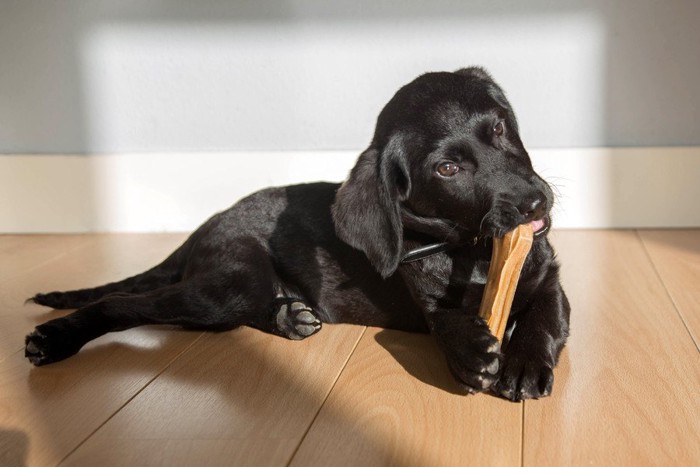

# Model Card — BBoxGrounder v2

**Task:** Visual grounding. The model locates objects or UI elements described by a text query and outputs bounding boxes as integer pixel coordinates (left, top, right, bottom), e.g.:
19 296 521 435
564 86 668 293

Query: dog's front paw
492 353 554 401
25 322 82 366
479 205 522 239
441 319 502 394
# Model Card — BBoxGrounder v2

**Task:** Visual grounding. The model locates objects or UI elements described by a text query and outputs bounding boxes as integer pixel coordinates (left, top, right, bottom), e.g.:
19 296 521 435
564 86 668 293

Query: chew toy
478 224 534 341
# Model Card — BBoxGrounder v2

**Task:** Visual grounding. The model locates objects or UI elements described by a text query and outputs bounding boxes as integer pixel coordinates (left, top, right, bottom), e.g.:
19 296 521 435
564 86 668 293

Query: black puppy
25 67 570 401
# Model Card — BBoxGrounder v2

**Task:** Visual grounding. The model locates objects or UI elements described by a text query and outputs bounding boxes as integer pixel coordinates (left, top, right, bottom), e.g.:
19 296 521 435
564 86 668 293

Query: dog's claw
492 355 554 401
440 317 503 394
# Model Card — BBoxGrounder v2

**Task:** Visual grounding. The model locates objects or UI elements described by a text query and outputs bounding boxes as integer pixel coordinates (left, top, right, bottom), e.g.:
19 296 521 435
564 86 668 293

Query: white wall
1 1 699 232
1 0 699 152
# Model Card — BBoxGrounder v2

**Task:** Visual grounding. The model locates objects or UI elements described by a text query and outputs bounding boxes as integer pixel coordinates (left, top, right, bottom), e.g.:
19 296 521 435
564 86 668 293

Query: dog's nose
517 192 547 221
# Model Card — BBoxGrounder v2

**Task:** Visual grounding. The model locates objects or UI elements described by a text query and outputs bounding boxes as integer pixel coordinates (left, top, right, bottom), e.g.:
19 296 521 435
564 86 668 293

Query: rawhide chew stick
478 223 534 341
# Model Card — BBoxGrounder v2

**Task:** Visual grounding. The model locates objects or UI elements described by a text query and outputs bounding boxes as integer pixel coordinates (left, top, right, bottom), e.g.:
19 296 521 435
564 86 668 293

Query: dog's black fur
25 67 570 401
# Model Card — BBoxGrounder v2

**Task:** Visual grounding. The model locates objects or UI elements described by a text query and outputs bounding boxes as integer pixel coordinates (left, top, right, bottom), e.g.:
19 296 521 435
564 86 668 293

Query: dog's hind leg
29 242 191 310
24 241 322 365
24 268 267 366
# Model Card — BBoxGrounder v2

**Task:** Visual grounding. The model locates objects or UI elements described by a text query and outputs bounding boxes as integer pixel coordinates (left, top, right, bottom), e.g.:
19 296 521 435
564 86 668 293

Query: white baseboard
1 147 698 233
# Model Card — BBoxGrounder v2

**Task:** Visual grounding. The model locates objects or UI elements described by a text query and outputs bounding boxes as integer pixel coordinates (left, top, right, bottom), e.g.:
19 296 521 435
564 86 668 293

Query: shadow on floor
0 429 29 467
374 328 469 396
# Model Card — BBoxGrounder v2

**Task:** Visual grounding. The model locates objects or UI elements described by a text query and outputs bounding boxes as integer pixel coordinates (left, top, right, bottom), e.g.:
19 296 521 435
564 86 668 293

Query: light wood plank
291 327 522 467
0 234 99 281
0 233 188 360
523 230 700 466
639 229 700 347
63 324 366 467
0 329 201 467
0 234 205 466
3 230 699 467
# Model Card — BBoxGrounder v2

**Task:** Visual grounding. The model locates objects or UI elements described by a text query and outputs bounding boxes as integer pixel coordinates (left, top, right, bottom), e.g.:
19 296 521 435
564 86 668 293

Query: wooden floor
0 230 699 467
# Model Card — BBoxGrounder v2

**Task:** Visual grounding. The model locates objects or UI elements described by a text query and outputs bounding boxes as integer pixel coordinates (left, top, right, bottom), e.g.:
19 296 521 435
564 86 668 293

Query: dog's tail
29 240 193 310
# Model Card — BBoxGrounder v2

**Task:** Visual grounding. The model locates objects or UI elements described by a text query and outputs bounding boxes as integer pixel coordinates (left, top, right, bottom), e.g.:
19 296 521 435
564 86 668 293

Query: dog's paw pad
474 374 492 389
24 323 83 366
25 330 51 366
294 323 320 336
295 310 317 324
276 300 321 340
485 358 499 375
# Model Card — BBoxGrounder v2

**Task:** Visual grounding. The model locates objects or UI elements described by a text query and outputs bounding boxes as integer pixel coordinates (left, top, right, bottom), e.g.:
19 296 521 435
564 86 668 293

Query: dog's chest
468 262 489 285
404 252 490 293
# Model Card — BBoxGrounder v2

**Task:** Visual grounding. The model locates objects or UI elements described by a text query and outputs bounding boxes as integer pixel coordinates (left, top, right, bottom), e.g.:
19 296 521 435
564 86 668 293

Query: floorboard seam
636 231 700 353
520 401 525 467
285 326 368 467
56 331 206 465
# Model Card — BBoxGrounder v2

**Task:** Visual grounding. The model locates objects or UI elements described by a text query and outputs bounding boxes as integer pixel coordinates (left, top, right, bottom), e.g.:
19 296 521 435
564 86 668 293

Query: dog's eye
436 162 460 177
493 120 505 137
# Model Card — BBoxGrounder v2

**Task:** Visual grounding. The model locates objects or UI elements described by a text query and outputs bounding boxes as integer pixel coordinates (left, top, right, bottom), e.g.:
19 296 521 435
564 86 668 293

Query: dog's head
332 67 554 277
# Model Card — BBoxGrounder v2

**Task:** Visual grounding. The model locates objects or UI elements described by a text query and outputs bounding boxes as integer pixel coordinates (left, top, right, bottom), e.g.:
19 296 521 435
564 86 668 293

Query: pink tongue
530 218 546 232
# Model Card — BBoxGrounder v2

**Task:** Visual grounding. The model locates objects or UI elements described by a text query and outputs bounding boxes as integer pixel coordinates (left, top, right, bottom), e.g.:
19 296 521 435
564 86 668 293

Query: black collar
401 206 470 264
400 207 463 243
400 242 454 263
398 207 473 264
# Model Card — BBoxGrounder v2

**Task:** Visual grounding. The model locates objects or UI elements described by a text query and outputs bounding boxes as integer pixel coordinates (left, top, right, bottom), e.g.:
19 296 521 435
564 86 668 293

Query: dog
25 67 570 401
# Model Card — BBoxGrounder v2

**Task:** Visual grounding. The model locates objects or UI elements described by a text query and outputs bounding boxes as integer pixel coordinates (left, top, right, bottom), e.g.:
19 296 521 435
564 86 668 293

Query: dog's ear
455 66 494 82
455 67 519 132
332 134 411 278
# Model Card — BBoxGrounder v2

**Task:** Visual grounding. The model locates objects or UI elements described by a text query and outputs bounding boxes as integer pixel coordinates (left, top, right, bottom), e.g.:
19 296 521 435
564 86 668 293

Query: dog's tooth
290 302 307 312
296 310 316 324
487 342 500 354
